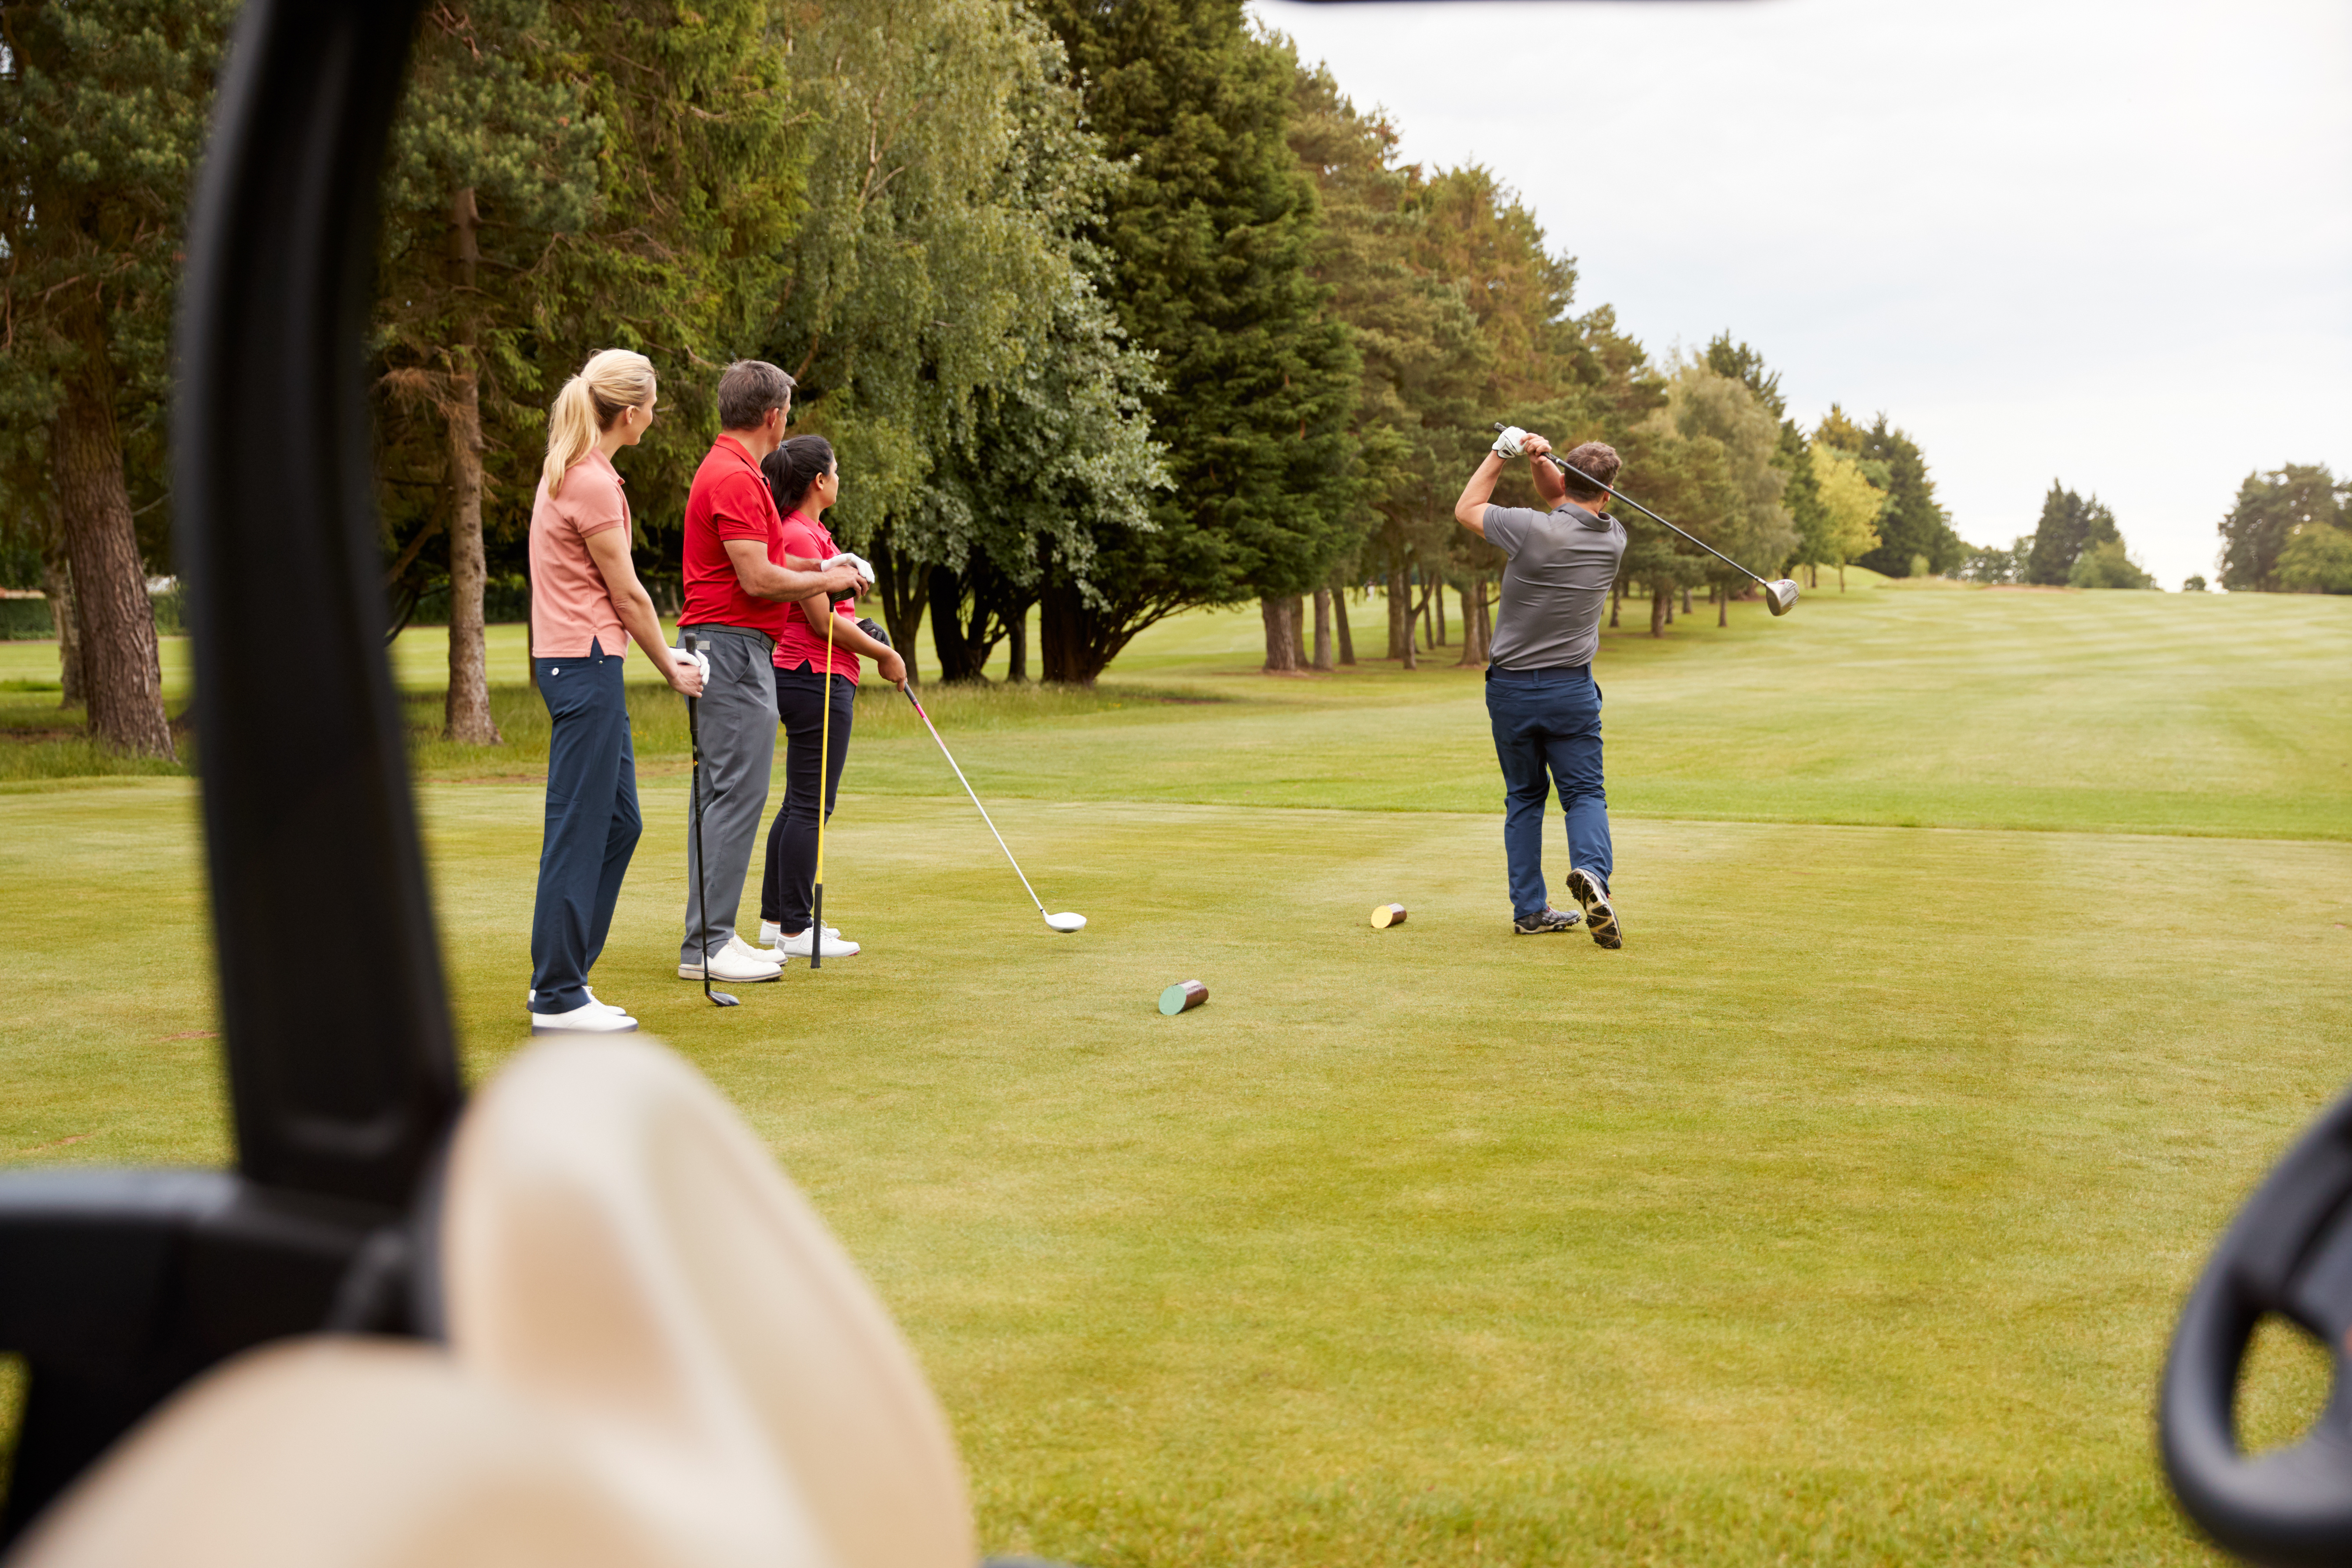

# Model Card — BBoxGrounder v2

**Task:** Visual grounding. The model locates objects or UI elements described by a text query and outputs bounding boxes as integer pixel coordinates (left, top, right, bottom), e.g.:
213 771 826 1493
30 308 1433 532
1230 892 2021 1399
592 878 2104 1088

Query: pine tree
0 0 234 757
375 0 602 744
1029 0 1358 684
2022 481 2119 586
1854 417 1961 576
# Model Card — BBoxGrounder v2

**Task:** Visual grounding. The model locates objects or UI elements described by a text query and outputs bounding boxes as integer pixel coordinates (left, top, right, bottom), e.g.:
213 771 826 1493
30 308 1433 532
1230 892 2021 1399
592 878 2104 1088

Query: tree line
4 0 1972 759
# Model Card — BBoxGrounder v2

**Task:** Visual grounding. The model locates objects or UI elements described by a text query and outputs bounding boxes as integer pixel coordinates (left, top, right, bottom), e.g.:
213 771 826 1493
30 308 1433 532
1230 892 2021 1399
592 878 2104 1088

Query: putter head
1764 579 1800 616
1045 912 1087 933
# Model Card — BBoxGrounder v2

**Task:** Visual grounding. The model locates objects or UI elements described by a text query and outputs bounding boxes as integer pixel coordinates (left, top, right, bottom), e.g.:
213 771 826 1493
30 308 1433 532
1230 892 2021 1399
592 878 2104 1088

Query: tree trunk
1434 580 1447 646
52 342 172 757
1682 584 1692 616
39 534 83 708
1290 594 1307 667
442 187 500 745
1386 563 1409 661
1260 596 1298 673
871 533 929 684
1007 599 1029 682
1838 562 1847 592
1420 582 1434 649
1312 587 1333 671
1717 584 1728 627
441 367 502 744
1332 582 1355 666
1456 577 1487 667
1650 587 1667 637
1664 584 1675 625
1610 576 1621 629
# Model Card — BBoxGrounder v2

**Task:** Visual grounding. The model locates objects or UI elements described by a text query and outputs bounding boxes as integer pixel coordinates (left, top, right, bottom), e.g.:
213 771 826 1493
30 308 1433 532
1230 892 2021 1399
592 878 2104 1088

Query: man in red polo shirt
676 360 859 984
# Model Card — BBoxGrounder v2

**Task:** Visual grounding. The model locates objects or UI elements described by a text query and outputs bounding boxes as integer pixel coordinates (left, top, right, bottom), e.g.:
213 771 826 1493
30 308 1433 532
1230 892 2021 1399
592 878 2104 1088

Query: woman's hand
874 648 908 689
664 649 706 698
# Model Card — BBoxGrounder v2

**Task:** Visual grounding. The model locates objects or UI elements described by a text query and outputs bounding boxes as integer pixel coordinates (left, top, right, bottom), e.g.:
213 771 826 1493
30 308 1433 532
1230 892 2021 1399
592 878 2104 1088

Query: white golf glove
821 551 876 586
676 646 710 684
1492 426 1529 458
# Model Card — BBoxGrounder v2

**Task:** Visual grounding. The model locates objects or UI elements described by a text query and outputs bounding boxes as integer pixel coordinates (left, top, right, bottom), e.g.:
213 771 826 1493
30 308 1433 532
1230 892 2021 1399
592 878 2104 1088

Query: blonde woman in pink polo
525 350 706 1034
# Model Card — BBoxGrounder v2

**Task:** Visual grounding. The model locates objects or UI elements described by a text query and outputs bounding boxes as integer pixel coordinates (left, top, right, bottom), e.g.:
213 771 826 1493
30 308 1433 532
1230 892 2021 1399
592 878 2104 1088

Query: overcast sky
1251 0 2352 588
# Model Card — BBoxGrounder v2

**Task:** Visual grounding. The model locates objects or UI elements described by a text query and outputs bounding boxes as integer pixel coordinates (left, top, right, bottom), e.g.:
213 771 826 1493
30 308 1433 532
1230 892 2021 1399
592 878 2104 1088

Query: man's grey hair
716 360 795 430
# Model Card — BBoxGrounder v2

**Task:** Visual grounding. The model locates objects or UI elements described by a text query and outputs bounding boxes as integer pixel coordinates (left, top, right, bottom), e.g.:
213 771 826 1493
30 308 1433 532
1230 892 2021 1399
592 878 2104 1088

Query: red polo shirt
680 434 789 640
774 510 860 684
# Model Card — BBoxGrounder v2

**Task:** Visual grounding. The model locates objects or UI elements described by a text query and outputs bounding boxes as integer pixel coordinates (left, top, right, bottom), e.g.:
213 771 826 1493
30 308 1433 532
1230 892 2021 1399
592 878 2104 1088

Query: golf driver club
681 632 739 1006
810 610 834 969
899 680 1085 933
1493 424 1800 615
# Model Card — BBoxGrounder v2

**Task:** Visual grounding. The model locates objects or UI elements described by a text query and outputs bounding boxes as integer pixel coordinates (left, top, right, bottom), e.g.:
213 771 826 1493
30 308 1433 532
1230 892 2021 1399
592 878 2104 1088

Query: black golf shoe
1513 906 1582 935
1564 867 1621 949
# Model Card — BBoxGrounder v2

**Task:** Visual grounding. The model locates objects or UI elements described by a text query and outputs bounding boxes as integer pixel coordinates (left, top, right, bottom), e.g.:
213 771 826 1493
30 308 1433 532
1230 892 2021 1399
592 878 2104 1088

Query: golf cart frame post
0 0 458 1541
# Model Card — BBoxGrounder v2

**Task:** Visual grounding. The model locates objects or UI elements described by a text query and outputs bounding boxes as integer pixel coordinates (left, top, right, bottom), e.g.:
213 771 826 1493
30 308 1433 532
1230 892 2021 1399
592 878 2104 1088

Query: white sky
1251 0 2352 588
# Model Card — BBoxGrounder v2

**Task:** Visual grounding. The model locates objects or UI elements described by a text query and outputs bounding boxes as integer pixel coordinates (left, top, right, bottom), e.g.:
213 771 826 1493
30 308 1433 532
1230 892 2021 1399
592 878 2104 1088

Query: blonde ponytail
542 349 656 498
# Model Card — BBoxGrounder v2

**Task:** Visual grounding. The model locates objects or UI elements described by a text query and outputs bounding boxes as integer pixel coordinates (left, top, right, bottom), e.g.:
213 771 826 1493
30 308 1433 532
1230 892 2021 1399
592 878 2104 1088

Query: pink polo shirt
529 449 630 659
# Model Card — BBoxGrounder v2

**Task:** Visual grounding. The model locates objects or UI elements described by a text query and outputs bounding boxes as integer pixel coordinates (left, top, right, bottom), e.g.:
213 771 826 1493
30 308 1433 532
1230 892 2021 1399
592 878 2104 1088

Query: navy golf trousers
1486 663 1612 920
528 639 642 1014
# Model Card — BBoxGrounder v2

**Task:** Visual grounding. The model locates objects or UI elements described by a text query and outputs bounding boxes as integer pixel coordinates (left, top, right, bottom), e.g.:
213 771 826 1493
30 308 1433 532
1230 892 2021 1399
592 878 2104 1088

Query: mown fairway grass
3 580 2349 1564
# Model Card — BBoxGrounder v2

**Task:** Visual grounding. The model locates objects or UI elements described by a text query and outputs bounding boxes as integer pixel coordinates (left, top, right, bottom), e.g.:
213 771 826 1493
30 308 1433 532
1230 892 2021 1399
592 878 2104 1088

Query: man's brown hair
717 360 795 430
1557 441 1620 504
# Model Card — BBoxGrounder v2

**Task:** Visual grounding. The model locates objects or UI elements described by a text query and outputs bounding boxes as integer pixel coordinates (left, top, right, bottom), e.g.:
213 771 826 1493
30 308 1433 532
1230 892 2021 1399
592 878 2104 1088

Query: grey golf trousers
680 624 778 966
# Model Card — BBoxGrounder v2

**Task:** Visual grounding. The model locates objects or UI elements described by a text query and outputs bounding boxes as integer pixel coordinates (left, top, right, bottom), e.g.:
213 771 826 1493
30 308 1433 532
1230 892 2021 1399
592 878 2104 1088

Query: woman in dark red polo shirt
525 350 707 1031
754 436 906 958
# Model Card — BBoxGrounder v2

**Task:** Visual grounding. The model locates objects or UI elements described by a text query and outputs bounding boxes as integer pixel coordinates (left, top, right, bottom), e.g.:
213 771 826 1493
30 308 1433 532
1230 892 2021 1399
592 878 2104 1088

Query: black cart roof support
0 0 452 1541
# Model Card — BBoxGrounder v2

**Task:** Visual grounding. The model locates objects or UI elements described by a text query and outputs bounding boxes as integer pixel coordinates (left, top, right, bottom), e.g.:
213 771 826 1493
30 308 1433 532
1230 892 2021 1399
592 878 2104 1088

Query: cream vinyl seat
7 1038 977 1568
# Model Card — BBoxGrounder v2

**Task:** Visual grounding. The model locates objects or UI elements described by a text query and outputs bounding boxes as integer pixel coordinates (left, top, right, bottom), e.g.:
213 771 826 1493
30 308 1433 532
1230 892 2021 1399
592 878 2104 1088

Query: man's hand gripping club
1454 426 1568 538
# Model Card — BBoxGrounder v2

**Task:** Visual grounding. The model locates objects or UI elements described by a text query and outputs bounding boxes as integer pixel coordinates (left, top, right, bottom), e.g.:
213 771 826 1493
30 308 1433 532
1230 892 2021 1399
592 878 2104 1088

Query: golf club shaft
1497 426 1772 589
684 632 714 1002
812 611 834 969
902 686 1050 918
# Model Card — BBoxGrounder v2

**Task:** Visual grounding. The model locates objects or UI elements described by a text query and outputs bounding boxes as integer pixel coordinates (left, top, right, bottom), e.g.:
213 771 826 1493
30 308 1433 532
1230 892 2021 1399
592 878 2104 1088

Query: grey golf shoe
1564 867 1621 949
1513 906 1582 935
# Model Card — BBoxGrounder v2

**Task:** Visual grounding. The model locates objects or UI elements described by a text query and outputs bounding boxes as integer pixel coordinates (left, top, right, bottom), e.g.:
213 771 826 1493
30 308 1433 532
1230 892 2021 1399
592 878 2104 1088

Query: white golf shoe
771 925 859 959
678 937 784 983
529 999 640 1035
526 986 626 1015
760 918 844 949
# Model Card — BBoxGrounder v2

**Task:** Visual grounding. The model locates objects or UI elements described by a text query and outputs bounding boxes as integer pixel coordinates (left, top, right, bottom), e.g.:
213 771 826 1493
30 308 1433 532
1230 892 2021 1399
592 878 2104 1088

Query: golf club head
1045 912 1087 933
1764 578 1800 616
708 990 739 1007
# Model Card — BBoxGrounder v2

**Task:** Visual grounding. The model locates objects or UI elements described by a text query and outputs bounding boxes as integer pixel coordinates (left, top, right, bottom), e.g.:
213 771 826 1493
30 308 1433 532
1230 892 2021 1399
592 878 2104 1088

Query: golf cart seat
8 1340 675 1568
9 1037 975 1568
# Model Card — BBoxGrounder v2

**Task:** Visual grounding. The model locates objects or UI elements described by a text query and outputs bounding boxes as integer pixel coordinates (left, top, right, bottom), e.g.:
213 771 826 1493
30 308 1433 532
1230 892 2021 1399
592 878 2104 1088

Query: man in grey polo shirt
1453 427 1627 949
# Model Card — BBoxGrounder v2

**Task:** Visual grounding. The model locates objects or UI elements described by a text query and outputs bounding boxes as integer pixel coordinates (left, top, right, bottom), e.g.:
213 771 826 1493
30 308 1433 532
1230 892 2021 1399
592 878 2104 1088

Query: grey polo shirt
1482 498 1627 670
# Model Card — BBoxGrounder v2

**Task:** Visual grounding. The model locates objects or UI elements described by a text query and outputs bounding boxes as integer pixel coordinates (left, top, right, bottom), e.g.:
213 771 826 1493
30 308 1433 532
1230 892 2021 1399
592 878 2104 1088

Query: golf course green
2 577 2347 1564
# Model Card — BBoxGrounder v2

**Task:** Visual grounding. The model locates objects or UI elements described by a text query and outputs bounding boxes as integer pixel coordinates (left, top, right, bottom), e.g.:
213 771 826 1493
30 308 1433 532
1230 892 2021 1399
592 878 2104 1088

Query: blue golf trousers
529 640 642 1014
1486 663 1612 920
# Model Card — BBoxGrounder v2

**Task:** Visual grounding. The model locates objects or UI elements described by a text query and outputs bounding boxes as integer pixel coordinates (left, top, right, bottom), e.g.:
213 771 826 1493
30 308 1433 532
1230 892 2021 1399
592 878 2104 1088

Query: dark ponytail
763 435 835 518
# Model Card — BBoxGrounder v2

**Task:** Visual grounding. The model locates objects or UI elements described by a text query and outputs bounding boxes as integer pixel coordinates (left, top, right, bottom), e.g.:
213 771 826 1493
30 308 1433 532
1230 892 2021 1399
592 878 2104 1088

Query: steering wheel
2162 1083 2352 1566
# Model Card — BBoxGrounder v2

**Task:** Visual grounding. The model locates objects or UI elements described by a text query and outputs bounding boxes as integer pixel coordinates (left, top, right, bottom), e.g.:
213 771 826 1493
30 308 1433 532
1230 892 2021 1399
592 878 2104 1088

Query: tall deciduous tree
1030 0 1358 684
770 0 1161 685
2217 464 2342 592
0 0 232 757
1809 440 1884 591
1658 360 1796 617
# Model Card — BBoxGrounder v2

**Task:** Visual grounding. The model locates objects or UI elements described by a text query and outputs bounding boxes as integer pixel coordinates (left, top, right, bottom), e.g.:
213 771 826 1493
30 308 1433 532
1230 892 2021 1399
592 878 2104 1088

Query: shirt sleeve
566 468 627 541
709 472 774 542
1482 505 1541 557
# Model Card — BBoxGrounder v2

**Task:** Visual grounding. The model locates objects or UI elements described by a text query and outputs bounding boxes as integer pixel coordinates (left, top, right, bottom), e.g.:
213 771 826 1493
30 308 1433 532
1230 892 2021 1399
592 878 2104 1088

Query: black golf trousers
760 663 854 934
528 639 642 1013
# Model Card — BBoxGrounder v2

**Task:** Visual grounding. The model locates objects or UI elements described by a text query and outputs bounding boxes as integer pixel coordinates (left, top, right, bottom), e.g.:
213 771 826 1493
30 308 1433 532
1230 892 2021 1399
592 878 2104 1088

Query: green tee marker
1159 980 1208 1016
